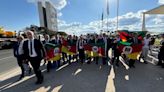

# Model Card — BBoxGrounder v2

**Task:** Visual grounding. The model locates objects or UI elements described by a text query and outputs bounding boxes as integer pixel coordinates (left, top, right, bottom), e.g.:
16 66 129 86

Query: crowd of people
13 30 164 85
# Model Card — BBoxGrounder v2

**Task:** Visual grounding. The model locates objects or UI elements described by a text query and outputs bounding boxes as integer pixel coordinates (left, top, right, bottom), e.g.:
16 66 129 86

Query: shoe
40 76 44 83
68 61 71 65
35 76 44 85
116 63 119 67
144 61 148 64
157 62 162 66
132 65 135 68
63 62 66 65
87 61 91 64
47 69 50 73
35 80 40 85
18 75 24 80
80 61 84 64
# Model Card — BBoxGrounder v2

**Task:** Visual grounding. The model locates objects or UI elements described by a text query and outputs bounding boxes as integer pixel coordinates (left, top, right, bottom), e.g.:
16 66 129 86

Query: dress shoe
18 75 24 81
116 63 119 67
144 61 148 64
35 76 44 85
47 69 50 73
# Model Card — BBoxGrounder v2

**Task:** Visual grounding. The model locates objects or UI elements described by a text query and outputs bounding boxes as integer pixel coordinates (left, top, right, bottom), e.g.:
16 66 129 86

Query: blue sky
60 0 158 24
0 0 164 34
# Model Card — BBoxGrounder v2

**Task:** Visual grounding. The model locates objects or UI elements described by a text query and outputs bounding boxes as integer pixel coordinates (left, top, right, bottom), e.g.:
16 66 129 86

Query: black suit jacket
13 42 24 59
51 39 61 45
107 38 112 49
159 46 164 60
23 39 46 60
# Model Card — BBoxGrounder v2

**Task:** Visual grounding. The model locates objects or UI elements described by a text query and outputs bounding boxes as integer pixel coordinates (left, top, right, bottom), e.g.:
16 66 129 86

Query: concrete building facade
38 1 58 31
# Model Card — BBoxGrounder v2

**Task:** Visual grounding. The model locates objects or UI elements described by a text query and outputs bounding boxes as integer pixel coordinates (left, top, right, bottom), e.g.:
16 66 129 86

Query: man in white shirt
23 30 46 84
140 34 151 64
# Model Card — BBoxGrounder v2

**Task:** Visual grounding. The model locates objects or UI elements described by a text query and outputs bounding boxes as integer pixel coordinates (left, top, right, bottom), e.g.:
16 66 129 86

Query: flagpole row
106 0 109 33
116 0 119 31
102 12 104 32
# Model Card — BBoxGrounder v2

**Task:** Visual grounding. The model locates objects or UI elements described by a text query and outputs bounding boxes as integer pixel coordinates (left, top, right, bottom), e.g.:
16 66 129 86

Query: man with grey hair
13 35 31 80
23 30 46 84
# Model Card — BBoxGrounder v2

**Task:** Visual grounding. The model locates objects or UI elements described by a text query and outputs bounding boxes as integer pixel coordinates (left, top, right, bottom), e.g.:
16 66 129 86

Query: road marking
0 56 13 61
0 67 20 81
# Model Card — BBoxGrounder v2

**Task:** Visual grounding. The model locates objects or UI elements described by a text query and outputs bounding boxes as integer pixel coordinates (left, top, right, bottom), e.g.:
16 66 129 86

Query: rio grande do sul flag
67 40 77 55
45 43 61 61
118 30 147 59
97 43 106 57
84 43 99 57
61 39 77 55
118 44 143 60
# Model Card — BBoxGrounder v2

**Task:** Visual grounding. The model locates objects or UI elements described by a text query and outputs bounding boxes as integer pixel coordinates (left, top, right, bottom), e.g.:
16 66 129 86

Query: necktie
80 41 82 46
134 38 137 44
17 42 20 55
30 40 33 55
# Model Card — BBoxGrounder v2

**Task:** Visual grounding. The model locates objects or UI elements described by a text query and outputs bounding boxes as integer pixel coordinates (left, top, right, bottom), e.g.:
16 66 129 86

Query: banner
84 43 99 57
118 30 147 60
45 43 61 61
118 44 143 60
97 43 106 57
61 39 77 55
84 41 106 57
67 40 77 55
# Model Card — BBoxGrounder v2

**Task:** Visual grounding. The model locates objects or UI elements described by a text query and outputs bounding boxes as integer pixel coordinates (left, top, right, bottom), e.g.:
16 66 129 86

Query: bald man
23 30 46 84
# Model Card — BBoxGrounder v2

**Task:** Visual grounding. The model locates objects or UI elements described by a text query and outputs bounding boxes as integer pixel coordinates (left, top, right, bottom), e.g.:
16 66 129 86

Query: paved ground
0 49 164 92
0 49 17 74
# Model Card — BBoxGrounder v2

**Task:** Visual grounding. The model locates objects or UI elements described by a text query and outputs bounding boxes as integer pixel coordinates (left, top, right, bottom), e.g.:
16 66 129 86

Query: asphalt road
0 48 164 92
0 49 17 75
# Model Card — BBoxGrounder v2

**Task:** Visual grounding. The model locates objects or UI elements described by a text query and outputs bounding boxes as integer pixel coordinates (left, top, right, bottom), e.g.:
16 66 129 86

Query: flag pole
100 10 104 34
102 12 104 32
116 0 119 31
106 0 109 33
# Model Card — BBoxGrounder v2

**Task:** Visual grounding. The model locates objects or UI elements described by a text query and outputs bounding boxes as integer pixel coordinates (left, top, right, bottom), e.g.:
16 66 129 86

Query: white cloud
52 0 67 10
58 10 164 35
57 12 63 17
158 0 164 4
27 0 67 10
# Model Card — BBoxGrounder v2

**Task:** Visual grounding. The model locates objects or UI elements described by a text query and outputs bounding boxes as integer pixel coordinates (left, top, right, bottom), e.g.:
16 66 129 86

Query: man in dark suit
13 35 31 80
111 39 121 66
67 35 73 64
77 36 85 64
106 36 112 60
23 30 46 84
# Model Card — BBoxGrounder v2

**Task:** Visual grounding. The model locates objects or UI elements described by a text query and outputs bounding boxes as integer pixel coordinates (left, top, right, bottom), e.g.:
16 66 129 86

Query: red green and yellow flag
118 31 147 60
45 43 61 61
